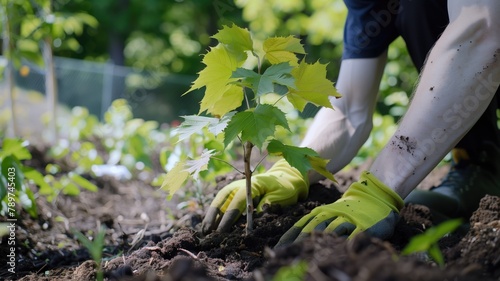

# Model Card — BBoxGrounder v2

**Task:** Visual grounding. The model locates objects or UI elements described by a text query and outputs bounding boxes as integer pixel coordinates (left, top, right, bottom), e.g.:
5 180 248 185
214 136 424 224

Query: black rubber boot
405 142 500 222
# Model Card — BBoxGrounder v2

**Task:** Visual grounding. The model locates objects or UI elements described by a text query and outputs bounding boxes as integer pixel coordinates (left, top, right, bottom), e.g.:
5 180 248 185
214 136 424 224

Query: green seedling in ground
401 218 463 267
0 138 98 218
74 228 106 281
0 138 38 218
272 260 308 281
161 23 340 234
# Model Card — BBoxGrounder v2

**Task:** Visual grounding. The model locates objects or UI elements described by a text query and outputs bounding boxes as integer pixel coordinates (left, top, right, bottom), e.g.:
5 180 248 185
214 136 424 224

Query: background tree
0 0 97 141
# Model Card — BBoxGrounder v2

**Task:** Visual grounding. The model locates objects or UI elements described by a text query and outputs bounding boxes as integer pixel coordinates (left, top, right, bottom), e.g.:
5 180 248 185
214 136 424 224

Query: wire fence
0 56 200 125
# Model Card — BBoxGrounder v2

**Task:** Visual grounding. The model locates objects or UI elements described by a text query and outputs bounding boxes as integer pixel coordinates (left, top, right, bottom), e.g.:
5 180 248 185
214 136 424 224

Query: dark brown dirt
2 145 500 281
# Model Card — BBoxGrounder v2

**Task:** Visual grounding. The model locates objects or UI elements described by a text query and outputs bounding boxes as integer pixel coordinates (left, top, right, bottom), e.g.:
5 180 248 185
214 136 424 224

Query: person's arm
301 54 387 183
277 0 500 246
371 0 500 199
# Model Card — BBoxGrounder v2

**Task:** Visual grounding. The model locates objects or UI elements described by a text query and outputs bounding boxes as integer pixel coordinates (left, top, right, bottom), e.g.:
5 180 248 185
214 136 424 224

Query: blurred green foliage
3 0 421 164
272 260 308 281
0 138 98 218
0 139 38 218
402 218 462 267
51 99 167 177
0 0 98 69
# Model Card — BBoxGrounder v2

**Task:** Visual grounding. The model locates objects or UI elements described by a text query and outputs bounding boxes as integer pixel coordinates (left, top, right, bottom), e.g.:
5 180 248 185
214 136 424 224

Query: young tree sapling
161 24 340 234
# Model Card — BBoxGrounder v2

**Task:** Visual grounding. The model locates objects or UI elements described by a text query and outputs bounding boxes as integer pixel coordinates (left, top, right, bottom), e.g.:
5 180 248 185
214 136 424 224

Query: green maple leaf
184 24 254 117
267 139 336 181
232 62 295 96
223 104 289 149
287 60 341 112
175 113 235 141
184 44 246 117
263 36 306 66
307 155 337 182
161 160 190 200
230 67 259 89
212 24 253 53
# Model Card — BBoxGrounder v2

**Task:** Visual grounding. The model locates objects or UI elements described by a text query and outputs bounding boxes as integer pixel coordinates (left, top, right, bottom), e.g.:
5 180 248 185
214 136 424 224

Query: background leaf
184 149 215 179
0 139 32 161
0 175 7 202
69 172 98 192
161 160 190 200
23 167 52 194
1 156 25 192
21 188 38 218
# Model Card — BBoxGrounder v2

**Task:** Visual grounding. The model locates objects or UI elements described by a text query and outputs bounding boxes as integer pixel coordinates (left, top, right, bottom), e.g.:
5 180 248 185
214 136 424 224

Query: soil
1 145 500 281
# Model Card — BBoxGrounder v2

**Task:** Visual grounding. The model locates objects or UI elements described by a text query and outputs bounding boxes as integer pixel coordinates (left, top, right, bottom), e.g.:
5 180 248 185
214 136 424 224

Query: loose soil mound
1 146 499 281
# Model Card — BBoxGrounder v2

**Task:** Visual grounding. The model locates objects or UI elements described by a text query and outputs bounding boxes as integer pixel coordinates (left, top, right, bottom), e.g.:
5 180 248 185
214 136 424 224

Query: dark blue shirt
343 0 400 59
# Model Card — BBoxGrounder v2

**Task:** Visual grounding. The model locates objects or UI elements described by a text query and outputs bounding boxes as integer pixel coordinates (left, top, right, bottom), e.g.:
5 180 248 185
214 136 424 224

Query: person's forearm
371 1 500 198
301 54 387 183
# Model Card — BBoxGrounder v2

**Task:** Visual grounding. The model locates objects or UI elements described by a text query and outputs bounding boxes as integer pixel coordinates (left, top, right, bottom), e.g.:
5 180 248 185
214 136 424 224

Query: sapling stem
244 141 254 235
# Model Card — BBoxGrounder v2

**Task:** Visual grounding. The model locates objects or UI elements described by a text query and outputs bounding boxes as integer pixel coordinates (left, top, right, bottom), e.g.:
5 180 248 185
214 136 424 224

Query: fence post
101 61 114 119
43 37 58 144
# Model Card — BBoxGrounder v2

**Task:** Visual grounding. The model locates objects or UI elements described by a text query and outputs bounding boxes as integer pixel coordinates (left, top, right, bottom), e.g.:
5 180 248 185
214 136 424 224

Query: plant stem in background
244 141 254 234
1 2 19 138
42 0 58 144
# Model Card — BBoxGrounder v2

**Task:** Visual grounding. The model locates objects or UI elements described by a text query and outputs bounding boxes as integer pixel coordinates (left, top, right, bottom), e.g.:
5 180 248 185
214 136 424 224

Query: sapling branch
271 94 288 107
243 87 251 110
244 141 254 234
252 152 269 174
254 51 262 75
211 157 244 174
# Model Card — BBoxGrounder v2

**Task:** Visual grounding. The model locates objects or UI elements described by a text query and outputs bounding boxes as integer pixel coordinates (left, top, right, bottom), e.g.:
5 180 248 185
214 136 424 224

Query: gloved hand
202 159 309 234
275 171 404 247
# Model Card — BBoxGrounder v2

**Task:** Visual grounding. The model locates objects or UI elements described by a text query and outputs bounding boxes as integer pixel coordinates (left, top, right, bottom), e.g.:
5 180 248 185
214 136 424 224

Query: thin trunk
43 37 58 144
42 0 58 144
108 31 125 101
244 141 254 235
2 3 19 138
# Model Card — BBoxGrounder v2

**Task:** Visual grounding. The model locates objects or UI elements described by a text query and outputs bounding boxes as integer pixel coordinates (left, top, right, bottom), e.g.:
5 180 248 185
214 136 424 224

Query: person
201 0 500 246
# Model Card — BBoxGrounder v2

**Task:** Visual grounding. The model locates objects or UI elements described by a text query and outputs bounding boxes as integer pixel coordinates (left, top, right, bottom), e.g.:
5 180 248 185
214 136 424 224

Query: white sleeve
301 54 387 183
370 1 500 198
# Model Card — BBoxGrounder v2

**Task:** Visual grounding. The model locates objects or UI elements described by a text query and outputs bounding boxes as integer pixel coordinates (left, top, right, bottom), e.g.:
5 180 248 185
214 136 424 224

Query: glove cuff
356 171 404 211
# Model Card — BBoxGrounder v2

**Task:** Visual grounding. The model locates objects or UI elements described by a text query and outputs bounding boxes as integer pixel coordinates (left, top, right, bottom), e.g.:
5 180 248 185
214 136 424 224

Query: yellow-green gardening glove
202 159 309 234
275 171 404 247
